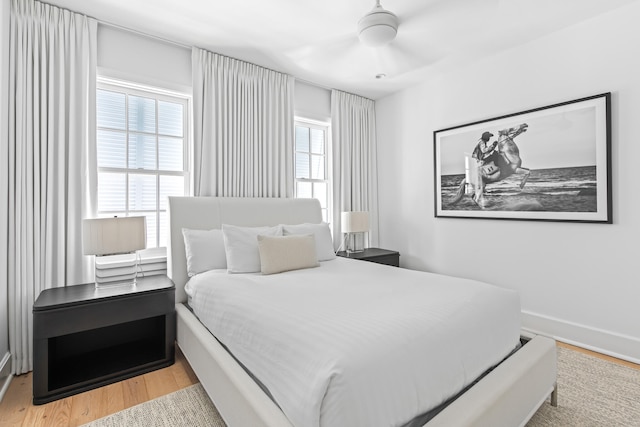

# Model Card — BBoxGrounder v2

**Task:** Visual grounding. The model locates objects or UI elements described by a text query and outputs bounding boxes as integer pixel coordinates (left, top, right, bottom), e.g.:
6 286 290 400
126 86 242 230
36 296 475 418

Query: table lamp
82 216 147 288
341 211 369 253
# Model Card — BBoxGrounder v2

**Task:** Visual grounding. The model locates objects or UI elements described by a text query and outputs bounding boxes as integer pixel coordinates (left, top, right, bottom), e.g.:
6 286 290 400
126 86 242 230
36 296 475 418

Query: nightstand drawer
34 290 174 339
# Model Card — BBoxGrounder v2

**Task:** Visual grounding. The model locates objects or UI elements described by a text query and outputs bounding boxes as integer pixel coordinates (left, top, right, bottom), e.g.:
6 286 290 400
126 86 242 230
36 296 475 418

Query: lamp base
94 253 139 289
345 249 365 254
346 232 366 253
95 278 137 289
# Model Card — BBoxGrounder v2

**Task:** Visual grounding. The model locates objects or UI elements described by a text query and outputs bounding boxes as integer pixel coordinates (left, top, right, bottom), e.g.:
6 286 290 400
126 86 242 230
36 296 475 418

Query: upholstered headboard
167 197 323 303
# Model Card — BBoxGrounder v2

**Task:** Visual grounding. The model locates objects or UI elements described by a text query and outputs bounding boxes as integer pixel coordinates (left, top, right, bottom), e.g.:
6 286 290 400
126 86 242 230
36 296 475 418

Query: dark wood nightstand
33 275 176 405
336 247 400 267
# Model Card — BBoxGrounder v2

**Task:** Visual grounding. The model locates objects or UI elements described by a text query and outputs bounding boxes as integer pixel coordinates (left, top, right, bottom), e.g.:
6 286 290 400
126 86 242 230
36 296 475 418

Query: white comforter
186 258 521 427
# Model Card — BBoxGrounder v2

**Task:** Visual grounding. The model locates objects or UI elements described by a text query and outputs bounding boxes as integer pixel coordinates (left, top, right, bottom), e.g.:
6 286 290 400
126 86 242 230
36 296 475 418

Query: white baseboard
522 310 640 365
0 352 12 403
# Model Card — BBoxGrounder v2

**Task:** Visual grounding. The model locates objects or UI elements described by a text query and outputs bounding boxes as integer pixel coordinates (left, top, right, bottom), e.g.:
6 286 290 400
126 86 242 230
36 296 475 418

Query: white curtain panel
192 47 294 197
331 90 379 248
5 0 97 374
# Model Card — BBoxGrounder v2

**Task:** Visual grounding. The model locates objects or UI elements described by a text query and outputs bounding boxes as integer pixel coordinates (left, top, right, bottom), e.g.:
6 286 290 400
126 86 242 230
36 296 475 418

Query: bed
167 196 557 427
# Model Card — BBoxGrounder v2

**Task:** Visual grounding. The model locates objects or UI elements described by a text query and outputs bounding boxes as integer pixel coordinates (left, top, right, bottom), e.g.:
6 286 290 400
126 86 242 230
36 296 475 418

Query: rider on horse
472 131 498 162
472 131 501 181
448 124 530 207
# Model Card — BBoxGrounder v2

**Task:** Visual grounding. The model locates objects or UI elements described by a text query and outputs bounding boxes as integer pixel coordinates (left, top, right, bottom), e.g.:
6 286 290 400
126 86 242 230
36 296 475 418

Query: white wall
97 24 192 92
376 2 640 363
295 80 331 123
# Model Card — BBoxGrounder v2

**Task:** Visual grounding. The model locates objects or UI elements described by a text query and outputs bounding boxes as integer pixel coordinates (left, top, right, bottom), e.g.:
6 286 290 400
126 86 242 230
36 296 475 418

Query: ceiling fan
357 0 400 47
283 0 452 81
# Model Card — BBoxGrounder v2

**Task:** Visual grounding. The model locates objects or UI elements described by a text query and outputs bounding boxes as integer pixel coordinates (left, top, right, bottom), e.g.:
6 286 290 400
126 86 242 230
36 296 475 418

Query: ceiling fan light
358 7 399 47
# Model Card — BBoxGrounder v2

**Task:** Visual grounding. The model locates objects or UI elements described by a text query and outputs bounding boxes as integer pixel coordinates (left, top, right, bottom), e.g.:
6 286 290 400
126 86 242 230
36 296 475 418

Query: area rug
526 347 640 426
83 347 640 427
81 383 224 427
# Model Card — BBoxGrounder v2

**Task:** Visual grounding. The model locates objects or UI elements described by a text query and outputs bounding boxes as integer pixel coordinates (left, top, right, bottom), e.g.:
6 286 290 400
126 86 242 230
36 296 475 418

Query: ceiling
44 0 634 99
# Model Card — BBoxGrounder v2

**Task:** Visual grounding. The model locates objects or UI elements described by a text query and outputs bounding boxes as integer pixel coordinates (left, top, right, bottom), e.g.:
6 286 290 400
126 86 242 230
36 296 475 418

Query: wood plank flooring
557 341 640 370
0 348 198 427
1 343 637 427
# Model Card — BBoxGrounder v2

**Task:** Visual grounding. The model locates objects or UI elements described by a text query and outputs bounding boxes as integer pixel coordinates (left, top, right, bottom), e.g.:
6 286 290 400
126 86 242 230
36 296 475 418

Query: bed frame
167 196 557 427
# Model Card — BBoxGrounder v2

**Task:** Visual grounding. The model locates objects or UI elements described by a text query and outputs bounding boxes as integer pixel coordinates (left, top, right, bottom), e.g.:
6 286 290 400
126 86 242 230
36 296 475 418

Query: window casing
294 119 330 222
96 78 190 248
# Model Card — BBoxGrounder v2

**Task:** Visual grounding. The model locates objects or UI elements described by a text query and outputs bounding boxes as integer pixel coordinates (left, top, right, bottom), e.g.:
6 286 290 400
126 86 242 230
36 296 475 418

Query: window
294 119 330 222
96 79 190 248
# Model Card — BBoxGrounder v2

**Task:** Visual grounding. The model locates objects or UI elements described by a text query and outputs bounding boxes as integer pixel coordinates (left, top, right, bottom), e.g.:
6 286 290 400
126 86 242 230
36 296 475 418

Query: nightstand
336 247 400 267
33 275 176 405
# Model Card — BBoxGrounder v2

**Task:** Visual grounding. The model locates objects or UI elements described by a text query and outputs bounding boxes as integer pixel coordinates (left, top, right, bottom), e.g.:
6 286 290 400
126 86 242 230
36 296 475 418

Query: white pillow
257 234 319 275
282 223 336 261
182 228 227 277
222 224 283 273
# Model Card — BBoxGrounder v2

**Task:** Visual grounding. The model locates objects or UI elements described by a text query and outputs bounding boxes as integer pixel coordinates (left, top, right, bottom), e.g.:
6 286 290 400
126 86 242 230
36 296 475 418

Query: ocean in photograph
441 166 597 212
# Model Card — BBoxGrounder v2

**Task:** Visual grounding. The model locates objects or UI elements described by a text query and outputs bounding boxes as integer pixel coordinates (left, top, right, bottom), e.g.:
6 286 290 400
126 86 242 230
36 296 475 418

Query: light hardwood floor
1 343 638 427
0 348 198 427
556 341 640 370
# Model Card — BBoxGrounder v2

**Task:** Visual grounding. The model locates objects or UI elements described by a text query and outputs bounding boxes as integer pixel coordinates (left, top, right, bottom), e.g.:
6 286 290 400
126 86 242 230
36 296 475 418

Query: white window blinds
96 79 190 248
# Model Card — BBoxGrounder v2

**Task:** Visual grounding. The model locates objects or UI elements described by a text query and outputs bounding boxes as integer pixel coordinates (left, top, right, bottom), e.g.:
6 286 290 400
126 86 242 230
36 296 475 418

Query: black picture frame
433 93 611 223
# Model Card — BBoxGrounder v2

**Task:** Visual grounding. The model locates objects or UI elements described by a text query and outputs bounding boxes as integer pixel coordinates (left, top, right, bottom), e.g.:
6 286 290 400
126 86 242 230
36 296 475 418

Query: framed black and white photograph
434 93 611 223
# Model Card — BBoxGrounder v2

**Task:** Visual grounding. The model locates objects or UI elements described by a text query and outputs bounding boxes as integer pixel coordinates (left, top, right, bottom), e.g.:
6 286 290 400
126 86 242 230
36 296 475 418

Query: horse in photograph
450 123 530 208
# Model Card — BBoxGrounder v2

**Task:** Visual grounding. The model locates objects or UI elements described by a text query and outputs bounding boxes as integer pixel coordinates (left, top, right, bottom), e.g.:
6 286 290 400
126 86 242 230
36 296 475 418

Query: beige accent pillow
257 234 319 275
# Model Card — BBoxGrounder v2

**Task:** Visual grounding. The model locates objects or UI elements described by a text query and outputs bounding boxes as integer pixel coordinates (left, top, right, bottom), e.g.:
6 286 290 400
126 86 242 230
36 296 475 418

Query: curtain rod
37 0 192 50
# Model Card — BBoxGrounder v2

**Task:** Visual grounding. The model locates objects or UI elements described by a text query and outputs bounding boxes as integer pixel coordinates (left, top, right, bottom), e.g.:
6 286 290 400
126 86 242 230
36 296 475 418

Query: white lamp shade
341 211 370 233
82 217 147 256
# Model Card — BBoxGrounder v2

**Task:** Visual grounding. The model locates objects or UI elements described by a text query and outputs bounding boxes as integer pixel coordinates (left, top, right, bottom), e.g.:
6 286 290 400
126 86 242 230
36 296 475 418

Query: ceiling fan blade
285 34 365 75
286 34 357 62
285 0 501 85
370 41 443 77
